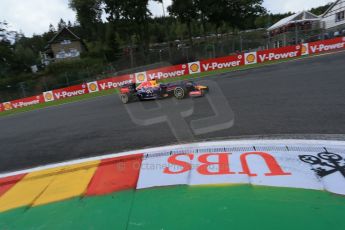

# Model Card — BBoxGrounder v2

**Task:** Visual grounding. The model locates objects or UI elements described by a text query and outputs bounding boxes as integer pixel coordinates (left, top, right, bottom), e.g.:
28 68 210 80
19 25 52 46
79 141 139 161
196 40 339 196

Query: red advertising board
308 37 345 54
10 95 44 109
200 54 244 72
1 95 44 111
52 84 88 100
257 45 301 63
146 64 189 80
97 74 134 91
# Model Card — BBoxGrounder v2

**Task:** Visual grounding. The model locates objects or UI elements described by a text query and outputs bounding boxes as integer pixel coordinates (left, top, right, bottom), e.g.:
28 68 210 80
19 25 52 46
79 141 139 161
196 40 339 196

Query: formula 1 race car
119 80 209 104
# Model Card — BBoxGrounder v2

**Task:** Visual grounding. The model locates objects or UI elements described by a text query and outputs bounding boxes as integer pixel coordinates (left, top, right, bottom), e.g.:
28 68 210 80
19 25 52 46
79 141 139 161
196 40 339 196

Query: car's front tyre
174 86 187 99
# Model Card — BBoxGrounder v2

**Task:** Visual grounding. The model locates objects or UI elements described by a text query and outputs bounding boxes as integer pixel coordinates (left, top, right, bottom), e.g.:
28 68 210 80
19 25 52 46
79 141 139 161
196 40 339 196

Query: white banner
137 149 345 195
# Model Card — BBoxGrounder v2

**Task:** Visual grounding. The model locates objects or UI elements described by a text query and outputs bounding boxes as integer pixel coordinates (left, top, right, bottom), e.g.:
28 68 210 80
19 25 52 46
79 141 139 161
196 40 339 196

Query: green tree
168 0 198 46
206 0 265 31
57 18 67 30
69 0 103 40
0 21 15 78
104 0 152 52
310 3 332 16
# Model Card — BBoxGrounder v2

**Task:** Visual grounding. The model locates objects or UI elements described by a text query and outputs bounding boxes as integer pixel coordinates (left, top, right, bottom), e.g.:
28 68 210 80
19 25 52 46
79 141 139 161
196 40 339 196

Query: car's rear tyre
120 94 130 104
174 86 187 99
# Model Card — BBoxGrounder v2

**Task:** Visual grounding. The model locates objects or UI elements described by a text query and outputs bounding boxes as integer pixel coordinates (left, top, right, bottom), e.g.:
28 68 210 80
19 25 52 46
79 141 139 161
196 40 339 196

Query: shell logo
135 72 147 83
45 93 53 101
190 63 199 73
3 102 12 110
246 54 256 63
301 44 309 56
89 83 97 91
43 91 54 102
244 52 257 65
87 81 99 93
188 61 201 74
137 74 146 82
301 46 307 54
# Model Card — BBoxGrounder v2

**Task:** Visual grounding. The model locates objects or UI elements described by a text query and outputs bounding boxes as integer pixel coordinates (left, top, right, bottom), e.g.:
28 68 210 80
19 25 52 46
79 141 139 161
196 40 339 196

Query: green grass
0 54 312 117
1 185 344 229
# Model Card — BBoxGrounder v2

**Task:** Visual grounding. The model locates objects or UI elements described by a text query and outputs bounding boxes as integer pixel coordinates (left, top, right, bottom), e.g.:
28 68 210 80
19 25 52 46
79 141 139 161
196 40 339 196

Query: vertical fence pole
295 22 298 45
19 82 26 98
240 35 243 52
65 72 70 86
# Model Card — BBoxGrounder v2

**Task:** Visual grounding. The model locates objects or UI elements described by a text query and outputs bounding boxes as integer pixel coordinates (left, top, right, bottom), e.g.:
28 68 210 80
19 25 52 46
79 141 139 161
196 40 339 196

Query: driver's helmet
136 79 160 90
150 79 159 87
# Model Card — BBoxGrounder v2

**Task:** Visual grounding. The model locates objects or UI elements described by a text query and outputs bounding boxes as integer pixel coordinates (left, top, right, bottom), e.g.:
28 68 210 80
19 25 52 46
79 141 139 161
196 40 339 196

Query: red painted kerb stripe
0 174 26 197
85 154 143 196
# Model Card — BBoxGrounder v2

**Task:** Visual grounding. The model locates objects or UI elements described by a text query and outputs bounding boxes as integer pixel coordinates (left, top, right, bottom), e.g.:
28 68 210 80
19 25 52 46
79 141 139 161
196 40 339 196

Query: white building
321 0 345 34
267 11 321 48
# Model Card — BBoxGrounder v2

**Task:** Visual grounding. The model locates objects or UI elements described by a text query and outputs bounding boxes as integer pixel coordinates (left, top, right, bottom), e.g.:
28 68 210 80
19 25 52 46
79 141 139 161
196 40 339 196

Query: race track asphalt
1 51 345 172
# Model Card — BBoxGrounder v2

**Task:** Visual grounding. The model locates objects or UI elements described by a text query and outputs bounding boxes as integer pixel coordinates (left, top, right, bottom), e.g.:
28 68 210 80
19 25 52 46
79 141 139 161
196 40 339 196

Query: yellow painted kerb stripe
0 160 99 212
0 166 64 212
33 161 99 206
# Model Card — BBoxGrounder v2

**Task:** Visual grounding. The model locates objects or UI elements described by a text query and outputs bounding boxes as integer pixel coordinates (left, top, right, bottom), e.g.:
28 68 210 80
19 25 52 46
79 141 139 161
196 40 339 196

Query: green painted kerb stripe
0 185 344 230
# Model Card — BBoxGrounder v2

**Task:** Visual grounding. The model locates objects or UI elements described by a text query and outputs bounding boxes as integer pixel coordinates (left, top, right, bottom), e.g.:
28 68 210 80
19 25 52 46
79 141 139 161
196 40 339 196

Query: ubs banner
137 147 345 195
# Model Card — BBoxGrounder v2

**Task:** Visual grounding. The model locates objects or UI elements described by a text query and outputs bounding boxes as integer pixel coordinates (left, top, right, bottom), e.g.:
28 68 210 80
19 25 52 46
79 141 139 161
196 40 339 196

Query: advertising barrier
1 37 344 113
200 54 243 72
146 64 189 81
257 45 301 63
2 95 44 111
52 84 88 100
97 74 134 91
308 37 345 54
9 95 44 109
